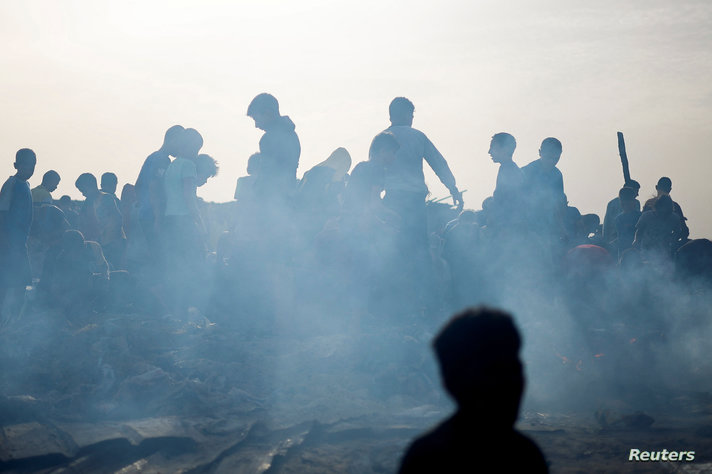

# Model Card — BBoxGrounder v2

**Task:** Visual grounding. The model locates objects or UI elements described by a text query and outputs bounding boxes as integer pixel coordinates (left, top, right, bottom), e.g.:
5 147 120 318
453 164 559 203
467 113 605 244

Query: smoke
1 170 710 465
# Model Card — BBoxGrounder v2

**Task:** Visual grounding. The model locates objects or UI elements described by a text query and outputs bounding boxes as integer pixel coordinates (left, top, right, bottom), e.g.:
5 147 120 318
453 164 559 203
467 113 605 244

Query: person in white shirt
383 97 462 243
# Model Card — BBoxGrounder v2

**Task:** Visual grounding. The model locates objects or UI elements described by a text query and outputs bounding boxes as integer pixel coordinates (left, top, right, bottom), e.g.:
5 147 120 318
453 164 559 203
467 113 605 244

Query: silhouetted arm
423 136 462 210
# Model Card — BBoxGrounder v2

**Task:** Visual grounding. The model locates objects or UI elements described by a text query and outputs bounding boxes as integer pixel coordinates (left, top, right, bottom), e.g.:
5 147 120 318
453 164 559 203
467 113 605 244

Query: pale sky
2 0 711 237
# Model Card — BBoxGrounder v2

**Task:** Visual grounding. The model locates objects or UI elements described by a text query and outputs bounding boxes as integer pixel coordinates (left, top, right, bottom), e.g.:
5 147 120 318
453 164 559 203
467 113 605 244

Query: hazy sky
2 0 711 237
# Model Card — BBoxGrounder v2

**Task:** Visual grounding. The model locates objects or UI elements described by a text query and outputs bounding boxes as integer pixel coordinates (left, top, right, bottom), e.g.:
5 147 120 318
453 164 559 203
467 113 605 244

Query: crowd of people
0 94 710 472
0 94 707 325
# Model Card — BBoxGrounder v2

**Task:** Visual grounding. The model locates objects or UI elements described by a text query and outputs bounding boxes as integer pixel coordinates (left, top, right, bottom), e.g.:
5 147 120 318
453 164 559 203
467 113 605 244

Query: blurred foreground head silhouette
434 306 524 426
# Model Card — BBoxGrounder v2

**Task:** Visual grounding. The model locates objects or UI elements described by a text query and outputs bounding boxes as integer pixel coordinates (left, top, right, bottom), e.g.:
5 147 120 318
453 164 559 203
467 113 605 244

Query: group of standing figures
0 93 703 321
1 93 710 473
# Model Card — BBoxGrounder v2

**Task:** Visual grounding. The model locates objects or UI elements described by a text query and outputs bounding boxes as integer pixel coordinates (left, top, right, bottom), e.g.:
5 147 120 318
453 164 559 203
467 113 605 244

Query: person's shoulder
171 157 197 174
13 178 31 195
143 151 169 169
98 191 118 207
350 160 374 176
510 431 548 472
500 160 522 174
398 420 453 473
387 124 423 137
522 159 539 171
638 210 654 222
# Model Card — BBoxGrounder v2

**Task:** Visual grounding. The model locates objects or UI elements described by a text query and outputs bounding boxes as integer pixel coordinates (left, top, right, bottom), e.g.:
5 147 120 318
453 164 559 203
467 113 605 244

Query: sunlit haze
2 0 710 236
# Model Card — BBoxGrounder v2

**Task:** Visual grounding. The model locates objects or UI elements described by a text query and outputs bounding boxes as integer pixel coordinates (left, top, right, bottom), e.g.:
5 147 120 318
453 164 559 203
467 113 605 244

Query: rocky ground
1 308 711 473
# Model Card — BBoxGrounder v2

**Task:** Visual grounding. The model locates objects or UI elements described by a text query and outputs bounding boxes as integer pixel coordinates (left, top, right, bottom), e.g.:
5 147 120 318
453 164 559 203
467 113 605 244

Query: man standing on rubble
383 97 462 246
246 93 301 203
0 148 36 321
382 97 462 310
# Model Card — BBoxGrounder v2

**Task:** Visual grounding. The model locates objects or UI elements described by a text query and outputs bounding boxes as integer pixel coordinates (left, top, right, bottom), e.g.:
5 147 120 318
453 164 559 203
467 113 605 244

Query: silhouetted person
298 147 351 210
522 137 564 198
317 133 400 315
642 177 689 242
676 239 712 284
383 97 462 240
31 170 60 206
75 173 126 269
100 172 121 208
28 204 70 279
135 125 184 256
195 153 219 188
580 213 603 246
399 307 547 473
120 183 136 238
634 194 682 258
234 153 261 202
342 132 400 222
296 147 352 240
488 132 524 232
246 93 301 201
382 98 462 305
39 229 109 315
56 195 79 229
0 148 36 319
614 186 642 257
522 137 567 249
163 128 206 314
602 179 640 245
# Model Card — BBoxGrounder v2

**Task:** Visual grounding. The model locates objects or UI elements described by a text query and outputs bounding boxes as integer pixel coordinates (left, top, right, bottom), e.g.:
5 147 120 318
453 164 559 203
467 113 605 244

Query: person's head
100 172 118 194
176 128 203 160
538 137 562 169
195 154 219 187
162 125 185 156
655 177 672 195
580 213 600 236
75 173 98 198
458 209 477 224
433 307 524 425
619 186 638 213
319 147 352 180
389 97 415 126
368 131 400 165
623 179 640 198
41 170 61 192
57 195 72 210
247 93 280 130
246 153 262 175
654 193 673 214
14 148 37 181
61 229 85 254
120 183 136 204
488 132 516 163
